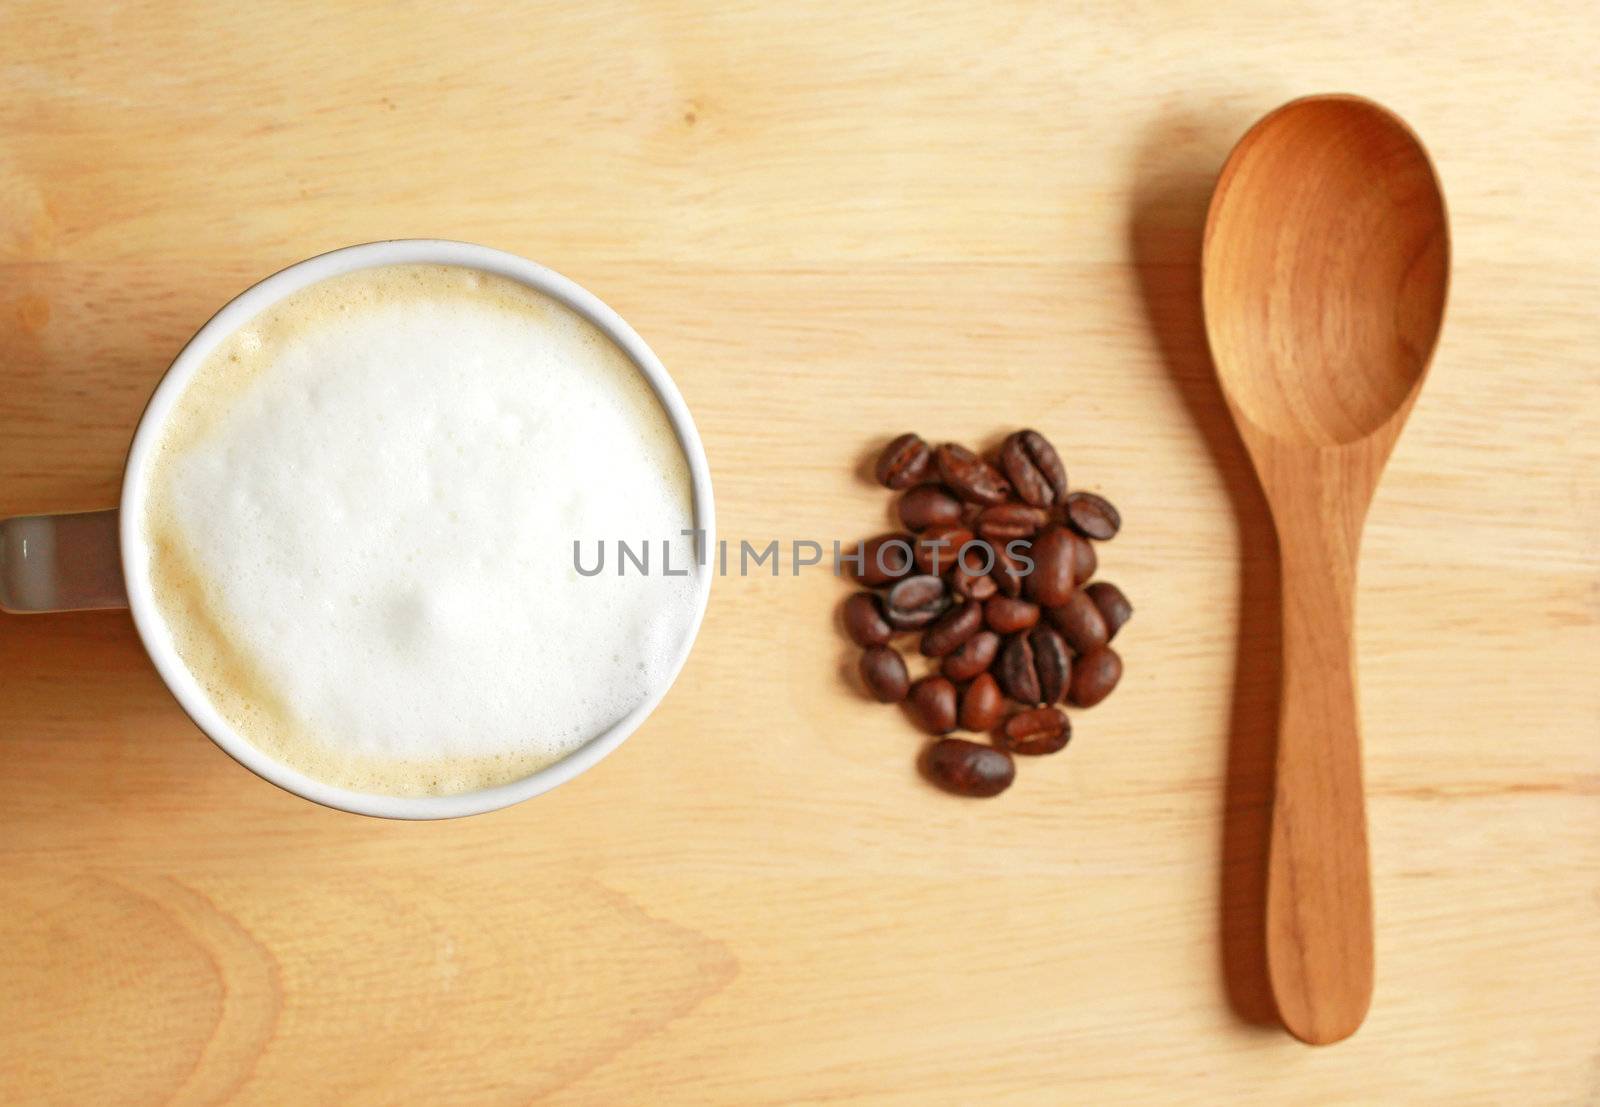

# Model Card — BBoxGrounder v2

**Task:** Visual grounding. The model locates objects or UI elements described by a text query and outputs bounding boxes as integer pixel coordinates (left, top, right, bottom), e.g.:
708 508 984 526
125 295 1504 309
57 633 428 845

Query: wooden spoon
1201 94 1449 1044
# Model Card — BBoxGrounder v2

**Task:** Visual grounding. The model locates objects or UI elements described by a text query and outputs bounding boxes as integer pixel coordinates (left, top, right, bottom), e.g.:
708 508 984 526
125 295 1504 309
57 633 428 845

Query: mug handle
0 509 127 613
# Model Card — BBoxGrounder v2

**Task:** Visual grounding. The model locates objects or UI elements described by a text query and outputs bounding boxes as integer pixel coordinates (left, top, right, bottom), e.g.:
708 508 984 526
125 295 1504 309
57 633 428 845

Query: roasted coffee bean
912 524 976 576
999 429 1069 507
1084 581 1133 641
1023 525 1076 608
1001 706 1071 755
984 595 1040 635
976 503 1050 542
875 433 932 489
906 676 958 734
845 431 1126 783
897 483 964 531
1064 490 1121 540
853 533 915 586
923 738 1015 797
859 646 910 703
883 574 951 630
942 630 1000 682
934 443 1010 505
990 541 1029 598
1028 622 1072 704
998 624 1071 706
948 564 998 601
996 633 1042 705
1069 646 1123 707
921 600 984 658
958 671 1006 731
843 592 892 647
1070 530 1097 586
1044 589 1109 656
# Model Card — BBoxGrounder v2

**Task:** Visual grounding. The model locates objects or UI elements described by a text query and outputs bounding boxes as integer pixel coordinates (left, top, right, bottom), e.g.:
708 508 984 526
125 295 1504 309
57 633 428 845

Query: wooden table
3 3 1596 1103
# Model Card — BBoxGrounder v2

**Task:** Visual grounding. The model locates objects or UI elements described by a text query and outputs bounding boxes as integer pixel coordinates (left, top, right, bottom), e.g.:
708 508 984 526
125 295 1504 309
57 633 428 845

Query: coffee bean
859 646 910 703
998 623 1071 706
1023 525 1076 608
843 592 892 647
984 595 1040 635
958 671 1006 731
883 574 951 630
897 483 964 531
913 525 975 575
1084 581 1133 641
1028 622 1072 704
921 600 984 658
991 541 1028 598
948 564 998 601
1070 530 1097 586
853 533 915 586
934 443 1010 505
1069 646 1122 707
906 676 958 734
996 633 1042 705
999 429 1068 508
1001 705 1071 755
1064 491 1121 540
976 503 1050 542
923 738 1015 797
876 433 932 489
942 630 1000 682
843 429 1128 796
1044 589 1109 655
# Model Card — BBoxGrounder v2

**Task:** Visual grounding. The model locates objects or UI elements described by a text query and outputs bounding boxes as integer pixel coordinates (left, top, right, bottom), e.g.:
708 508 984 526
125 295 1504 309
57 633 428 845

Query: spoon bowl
1206 96 1449 445
1202 95 1449 1045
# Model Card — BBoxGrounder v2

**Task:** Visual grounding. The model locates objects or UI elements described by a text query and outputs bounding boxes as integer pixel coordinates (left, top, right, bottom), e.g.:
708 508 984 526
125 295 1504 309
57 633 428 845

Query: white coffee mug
0 240 715 819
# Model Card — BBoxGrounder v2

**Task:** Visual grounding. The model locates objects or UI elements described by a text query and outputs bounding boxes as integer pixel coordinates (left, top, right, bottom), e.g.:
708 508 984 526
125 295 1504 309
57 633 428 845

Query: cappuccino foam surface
140 264 699 797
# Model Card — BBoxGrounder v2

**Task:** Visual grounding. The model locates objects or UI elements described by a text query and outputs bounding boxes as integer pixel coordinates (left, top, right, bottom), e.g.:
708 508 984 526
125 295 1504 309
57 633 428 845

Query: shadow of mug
1127 104 1286 1029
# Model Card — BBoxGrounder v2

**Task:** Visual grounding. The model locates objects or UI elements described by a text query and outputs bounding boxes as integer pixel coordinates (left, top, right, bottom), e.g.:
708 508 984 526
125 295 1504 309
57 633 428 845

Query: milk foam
140 264 699 796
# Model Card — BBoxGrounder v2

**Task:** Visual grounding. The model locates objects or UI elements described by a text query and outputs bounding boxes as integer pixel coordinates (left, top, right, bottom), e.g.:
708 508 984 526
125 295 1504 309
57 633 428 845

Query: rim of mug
118 239 716 820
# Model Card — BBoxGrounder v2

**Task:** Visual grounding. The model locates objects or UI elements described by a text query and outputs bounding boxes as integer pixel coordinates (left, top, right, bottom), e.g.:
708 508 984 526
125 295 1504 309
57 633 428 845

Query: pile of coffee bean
841 430 1131 798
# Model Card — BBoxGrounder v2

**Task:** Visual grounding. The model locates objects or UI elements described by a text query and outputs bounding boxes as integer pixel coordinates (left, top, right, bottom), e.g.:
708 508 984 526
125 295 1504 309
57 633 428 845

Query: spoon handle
1267 514 1374 1044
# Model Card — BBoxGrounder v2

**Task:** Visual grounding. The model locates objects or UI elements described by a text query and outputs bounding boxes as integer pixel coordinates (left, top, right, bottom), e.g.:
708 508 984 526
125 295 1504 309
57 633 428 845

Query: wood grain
2 1 1598 1103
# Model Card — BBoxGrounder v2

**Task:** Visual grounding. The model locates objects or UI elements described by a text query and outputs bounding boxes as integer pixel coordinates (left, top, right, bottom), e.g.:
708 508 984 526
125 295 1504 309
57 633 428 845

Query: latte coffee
138 264 699 797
